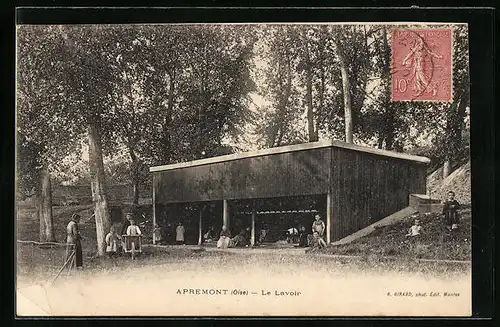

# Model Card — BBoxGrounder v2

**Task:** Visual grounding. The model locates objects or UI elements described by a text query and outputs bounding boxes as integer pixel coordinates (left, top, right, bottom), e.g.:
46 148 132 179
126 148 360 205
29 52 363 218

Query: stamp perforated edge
389 24 455 103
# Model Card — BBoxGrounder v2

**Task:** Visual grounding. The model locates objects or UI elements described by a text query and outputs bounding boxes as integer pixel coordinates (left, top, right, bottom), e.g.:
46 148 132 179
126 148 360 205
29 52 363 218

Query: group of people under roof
210 213 328 249
64 210 337 269
64 190 462 269
152 221 187 245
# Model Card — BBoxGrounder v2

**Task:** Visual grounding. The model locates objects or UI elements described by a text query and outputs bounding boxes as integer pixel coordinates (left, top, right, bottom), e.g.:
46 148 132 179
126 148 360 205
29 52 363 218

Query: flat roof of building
149 139 431 172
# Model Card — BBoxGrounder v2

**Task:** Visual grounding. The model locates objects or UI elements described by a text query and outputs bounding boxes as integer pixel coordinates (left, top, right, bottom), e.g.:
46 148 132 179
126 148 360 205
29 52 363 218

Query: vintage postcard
16 20 473 317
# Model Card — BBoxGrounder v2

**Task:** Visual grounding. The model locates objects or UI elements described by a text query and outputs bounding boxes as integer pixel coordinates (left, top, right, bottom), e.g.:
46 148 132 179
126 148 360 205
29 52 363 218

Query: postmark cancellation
391 28 453 102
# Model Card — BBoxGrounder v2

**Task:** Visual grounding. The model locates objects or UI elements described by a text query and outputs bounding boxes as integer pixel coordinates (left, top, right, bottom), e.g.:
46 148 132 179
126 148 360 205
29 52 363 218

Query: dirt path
16 251 471 317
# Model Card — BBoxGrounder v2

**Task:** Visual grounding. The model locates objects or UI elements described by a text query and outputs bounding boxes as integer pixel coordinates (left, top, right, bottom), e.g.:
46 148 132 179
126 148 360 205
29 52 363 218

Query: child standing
312 214 326 237
442 191 460 230
125 219 142 252
153 224 163 244
176 222 185 245
126 220 142 236
105 226 121 257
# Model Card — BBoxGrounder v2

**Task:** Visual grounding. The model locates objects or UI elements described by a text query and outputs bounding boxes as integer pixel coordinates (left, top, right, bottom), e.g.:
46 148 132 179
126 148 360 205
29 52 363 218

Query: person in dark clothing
232 227 250 247
297 226 308 247
66 213 83 269
311 231 327 249
120 213 132 253
121 213 132 235
442 191 460 230
164 222 173 244
257 225 268 245
203 226 216 243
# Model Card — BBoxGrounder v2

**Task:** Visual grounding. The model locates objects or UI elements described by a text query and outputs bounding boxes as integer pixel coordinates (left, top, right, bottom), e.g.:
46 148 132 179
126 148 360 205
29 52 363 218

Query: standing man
66 213 83 269
312 214 326 238
176 222 186 245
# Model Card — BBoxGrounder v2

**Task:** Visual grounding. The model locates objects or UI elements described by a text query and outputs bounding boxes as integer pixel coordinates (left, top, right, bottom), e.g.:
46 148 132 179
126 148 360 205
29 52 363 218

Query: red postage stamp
391 28 453 102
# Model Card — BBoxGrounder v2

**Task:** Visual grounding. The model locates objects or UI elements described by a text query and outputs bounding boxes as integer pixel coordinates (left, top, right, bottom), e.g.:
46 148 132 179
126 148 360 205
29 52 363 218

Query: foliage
17 23 471 196
254 25 306 147
18 24 259 199
16 26 83 198
253 23 470 168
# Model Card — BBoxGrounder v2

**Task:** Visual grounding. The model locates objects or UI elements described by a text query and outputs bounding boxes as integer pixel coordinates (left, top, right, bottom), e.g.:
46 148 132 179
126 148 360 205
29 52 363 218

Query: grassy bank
316 206 471 261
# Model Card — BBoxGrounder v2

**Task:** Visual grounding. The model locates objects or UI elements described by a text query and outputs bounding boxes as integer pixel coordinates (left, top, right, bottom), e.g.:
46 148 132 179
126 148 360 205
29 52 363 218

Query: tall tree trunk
384 113 395 150
455 91 468 153
38 192 44 242
128 144 140 206
276 127 284 147
443 95 465 179
377 135 384 149
272 51 293 148
37 167 56 242
443 159 452 179
198 71 208 157
303 39 315 142
88 122 111 256
334 38 353 144
316 65 325 142
161 72 175 164
198 100 205 157
132 182 139 206
443 107 454 179
381 26 396 151
306 67 314 142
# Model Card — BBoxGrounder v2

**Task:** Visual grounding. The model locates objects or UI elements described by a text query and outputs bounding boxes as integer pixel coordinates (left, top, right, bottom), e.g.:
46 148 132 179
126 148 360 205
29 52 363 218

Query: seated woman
286 227 299 244
203 226 216 243
217 225 232 249
257 228 268 245
232 228 249 247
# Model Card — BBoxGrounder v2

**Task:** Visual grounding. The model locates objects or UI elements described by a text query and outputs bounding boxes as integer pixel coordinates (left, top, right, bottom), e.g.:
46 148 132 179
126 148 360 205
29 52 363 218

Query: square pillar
223 199 230 230
251 207 256 246
326 191 332 244
198 207 203 246
152 175 157 245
